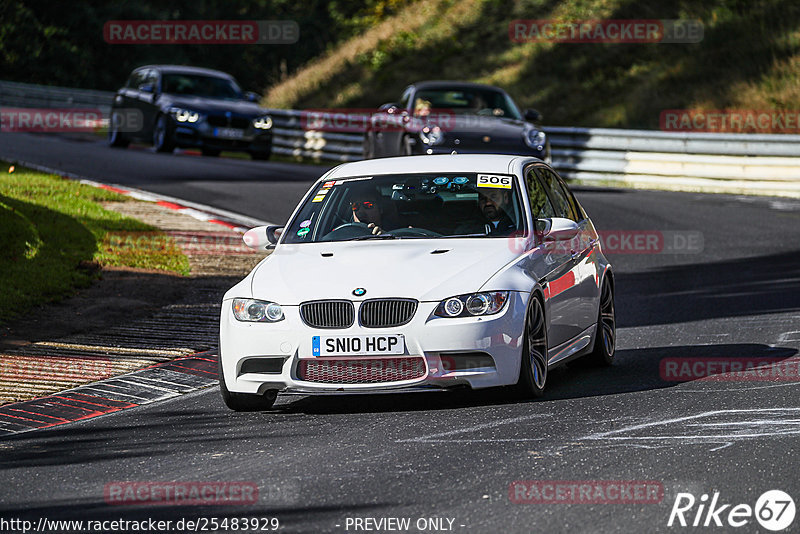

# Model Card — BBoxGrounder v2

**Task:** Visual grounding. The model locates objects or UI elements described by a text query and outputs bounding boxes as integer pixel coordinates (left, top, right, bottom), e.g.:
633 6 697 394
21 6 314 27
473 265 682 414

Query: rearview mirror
541 217 578 241
243 225 284 250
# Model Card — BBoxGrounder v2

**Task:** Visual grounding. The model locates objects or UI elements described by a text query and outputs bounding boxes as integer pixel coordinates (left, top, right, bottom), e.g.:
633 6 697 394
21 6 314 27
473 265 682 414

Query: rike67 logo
668 490 795 531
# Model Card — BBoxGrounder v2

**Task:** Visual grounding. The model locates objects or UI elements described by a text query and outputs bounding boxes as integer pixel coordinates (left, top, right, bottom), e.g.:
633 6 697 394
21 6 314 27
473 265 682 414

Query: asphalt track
1 132 800 533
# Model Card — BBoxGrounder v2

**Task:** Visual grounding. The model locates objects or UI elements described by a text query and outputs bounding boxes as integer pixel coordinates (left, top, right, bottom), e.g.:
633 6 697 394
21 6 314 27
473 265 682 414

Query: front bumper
219 292 528 395
172 121 272 152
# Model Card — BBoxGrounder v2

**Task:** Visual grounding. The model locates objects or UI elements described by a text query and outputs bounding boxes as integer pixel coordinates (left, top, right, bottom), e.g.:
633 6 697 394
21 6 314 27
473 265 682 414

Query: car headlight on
232 298 284 322
420 125 444 145
523 126 546 150
253 116 273 130
169 107 201 123
434 291 509 318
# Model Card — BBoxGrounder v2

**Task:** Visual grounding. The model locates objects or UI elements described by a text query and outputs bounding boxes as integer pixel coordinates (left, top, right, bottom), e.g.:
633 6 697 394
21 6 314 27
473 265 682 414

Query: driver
349 187 401 235
478 188 516 235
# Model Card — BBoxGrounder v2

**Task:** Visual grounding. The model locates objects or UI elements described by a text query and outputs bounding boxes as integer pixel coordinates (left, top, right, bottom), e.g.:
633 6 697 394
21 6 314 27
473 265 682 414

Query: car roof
325 154 543 179
410 80 509 93
134 65 235 79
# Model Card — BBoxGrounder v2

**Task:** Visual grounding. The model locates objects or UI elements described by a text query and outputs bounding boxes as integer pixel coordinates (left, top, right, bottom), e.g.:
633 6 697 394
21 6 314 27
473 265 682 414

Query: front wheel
219 356 278 411
585 277 615 366
153 114 175 153
513 295 548 398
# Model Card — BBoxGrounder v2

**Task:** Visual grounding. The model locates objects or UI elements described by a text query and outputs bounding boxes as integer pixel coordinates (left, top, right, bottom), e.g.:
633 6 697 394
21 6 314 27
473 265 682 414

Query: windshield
161 73 243 100
282 173 527 244
413 88 522 119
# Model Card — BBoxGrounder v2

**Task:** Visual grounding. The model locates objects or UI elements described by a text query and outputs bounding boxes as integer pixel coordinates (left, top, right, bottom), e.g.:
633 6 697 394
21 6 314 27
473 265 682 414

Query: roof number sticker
477 174 512 189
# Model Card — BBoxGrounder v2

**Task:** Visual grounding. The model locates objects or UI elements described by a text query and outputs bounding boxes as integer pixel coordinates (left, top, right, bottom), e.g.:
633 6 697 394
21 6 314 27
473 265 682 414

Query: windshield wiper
348 234 398 241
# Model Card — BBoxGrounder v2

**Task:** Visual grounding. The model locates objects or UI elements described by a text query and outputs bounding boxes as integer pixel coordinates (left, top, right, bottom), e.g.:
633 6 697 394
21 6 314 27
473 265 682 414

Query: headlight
420 125 444 145
523 126 546 150
434 291 509 318
232 298 284 322
253 116 273 130
169 107 201 123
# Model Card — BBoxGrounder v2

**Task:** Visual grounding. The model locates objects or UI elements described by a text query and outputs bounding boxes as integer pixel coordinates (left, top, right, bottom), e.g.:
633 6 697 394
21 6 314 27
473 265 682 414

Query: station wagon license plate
213 127 244 139
312 334 405 357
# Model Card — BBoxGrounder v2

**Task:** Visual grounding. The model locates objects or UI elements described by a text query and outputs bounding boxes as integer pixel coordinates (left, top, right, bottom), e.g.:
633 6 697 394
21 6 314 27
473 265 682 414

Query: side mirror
139 84 154 94
541 217 578 241
524 109 542 123
379 102 400 113
244 91 261 103
242 225 284 250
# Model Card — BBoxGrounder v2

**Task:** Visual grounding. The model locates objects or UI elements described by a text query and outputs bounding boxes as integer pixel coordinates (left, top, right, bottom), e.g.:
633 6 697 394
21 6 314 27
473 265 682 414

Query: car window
554 172 586 220
536 167 578 221
126 70 146 89
399 88 413 110
525 167 556 220
412 88 522 119
161 73 243 100
143 70 159 90
283 173 526 243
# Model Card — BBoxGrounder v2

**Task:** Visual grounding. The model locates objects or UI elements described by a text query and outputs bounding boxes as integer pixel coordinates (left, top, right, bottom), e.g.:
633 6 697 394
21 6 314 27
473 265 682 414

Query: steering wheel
320 222 372 241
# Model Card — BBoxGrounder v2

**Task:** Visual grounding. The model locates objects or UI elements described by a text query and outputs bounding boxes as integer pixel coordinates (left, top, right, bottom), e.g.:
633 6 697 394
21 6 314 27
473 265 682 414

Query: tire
153 114 175 153
108 112 130 148
585 277 615 366
401 135 414 156
513 295 548 398
218 354 278 411
250 149 271 161
363 132 375 159
201 147 221 157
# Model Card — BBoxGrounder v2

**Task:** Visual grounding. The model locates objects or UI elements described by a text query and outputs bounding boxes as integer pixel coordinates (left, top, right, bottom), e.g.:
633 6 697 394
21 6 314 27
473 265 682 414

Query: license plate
312 334 405 357
214 127 244 139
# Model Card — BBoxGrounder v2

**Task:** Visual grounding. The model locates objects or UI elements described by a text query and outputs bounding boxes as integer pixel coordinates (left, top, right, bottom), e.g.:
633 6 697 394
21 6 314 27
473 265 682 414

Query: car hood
249 239 522 304
432 116 535 144
162 95 266 116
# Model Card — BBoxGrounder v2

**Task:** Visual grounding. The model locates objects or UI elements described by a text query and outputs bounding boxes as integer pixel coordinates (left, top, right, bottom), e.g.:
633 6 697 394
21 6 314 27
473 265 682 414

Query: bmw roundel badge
353 288 367 296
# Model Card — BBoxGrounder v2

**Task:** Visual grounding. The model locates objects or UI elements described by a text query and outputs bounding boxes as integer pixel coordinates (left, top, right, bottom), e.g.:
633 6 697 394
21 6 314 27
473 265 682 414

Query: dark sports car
364 81 549 162
109 65 273 159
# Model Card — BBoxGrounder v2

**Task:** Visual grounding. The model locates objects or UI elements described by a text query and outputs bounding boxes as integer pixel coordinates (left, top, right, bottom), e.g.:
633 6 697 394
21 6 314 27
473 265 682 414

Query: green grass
0 164 190 324
264 0 800 129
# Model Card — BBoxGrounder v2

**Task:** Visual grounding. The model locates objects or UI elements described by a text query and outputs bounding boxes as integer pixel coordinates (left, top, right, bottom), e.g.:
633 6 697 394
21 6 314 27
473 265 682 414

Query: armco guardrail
3 80 799 195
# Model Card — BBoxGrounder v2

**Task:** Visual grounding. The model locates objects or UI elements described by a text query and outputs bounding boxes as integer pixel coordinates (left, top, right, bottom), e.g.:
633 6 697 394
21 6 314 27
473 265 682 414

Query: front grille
207 115 251 129
359 299 418 328
297 357 426 384
300 300 354 329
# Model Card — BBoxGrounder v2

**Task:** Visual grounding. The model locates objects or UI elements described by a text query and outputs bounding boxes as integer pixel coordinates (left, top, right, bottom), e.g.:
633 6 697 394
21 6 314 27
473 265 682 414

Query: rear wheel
585 277 615 366
108 112 130 148
513 295 548 398
219 355 278 411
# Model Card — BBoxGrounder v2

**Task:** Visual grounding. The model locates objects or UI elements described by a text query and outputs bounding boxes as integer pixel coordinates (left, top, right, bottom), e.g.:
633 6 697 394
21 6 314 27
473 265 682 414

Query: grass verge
0 163 190 324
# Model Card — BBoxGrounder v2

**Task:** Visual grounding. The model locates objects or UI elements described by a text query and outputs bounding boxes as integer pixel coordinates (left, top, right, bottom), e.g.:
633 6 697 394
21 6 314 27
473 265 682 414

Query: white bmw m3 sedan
219 154 615 410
